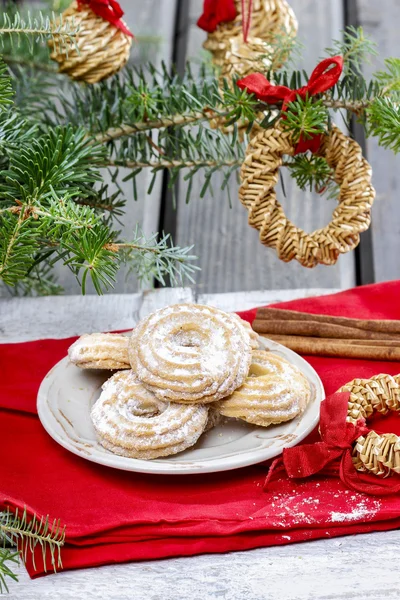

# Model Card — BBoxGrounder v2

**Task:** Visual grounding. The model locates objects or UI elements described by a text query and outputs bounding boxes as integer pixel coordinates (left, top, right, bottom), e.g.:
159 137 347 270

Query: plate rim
37 338 324 475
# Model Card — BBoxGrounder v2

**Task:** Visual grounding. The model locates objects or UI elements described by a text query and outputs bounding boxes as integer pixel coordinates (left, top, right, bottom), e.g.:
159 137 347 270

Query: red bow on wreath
265 391 400 496
197 0 253 43
237 56 344 154
77 0 133 37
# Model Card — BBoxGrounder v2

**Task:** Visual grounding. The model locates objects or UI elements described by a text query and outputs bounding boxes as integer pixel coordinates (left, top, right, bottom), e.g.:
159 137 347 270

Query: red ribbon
77 0 133 37
241 0 253 43
264 391 400 496
237 56 344 154
197 0 237 33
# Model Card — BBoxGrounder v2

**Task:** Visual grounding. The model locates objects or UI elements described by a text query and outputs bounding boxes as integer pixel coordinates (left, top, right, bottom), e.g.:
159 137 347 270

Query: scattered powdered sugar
263 482 381 528
329 498 381 523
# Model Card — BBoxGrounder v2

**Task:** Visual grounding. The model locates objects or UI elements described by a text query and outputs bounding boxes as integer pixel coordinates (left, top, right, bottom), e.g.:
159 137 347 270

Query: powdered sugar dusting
91 370 209 459
129 304 253 402
329 498 381 523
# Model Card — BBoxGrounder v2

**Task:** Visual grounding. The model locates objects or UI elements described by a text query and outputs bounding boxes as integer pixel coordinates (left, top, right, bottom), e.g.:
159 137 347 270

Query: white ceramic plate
37 337 324 475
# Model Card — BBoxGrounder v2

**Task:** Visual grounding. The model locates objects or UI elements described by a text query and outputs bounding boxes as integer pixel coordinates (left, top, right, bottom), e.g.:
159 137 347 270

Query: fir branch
367 97 400 153
0 61 13 111
0 10 77 49
107 158 242 169
0 126 106 202
285 154 338 197
0 548 19 594
0 508 65 588
4 260 63 296
95 112 211 143
114 227 199 287
282 97 329 142
0 210 38 285
325 26 378 73
374 58 400 99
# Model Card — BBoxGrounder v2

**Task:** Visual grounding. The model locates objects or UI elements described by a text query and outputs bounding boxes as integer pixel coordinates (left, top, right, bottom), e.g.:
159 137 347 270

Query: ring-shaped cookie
338 373 400 477
217 350 311 426
91 371 209 459
128 304 253 404
68 333 130 370
239 123 376 267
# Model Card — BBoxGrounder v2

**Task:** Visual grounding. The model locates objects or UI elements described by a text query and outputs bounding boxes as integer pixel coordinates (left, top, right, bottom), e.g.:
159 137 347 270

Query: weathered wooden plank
0 287 339 341
176 0 355 294
357 0 400 284
8 528 400 599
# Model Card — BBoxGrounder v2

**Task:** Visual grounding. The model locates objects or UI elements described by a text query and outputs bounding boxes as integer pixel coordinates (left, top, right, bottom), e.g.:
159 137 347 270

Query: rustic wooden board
9 529 400 600
357 0 400 284
176 0 355 294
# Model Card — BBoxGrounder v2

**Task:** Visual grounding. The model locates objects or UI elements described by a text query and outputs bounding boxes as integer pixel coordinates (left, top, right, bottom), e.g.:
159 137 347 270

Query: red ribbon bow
237 56 344 154
77 0 133 37
265 391 400 496
197 0 254 43
197 0 238 33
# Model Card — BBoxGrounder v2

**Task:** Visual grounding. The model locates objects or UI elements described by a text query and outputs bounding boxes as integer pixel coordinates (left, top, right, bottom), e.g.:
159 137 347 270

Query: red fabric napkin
2 281 400 578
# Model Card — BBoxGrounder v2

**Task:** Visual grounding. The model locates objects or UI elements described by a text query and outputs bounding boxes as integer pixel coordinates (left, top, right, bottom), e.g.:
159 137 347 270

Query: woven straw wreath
338 374 400 477
49 1 132 84
239 122 376 267
203 0 298 81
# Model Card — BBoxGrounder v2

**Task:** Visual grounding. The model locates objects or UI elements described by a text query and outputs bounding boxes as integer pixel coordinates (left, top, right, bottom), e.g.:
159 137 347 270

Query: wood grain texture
176 0 355 294
357 0 400 284
0 287 337 341
8 530 400 599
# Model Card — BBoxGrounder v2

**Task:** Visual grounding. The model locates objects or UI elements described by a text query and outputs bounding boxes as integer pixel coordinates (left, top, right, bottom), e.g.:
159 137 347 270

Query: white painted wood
0 288 195 342
0 287 340 342
8 529 400 599
198 288 341 312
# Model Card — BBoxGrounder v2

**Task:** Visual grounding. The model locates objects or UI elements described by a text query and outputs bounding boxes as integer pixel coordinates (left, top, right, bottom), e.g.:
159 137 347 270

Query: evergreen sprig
367 97 400 153
374 57 400 99
285 154 336 194
282 96 329 142
0 508 65 593
325 25 378 73
0 549 19 594
0 9 77 52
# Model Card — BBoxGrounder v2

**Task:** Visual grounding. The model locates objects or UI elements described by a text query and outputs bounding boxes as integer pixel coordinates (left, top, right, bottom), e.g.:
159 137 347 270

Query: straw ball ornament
49 0 133 84
239 122 376 267
202 0 298 81
338 374 400 477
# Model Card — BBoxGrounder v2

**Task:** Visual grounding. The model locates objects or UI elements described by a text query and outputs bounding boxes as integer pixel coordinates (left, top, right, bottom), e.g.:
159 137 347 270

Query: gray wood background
3 0 399 295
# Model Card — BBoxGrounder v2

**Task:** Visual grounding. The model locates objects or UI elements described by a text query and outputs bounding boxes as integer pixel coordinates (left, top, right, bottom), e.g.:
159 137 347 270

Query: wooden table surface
2 287 400 600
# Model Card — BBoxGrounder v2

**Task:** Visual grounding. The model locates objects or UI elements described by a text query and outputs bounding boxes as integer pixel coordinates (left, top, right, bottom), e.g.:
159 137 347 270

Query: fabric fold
1 280 400 578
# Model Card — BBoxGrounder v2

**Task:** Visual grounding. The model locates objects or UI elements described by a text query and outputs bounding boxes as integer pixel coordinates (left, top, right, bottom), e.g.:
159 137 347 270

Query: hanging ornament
238 57 376 267
49 0 133 84
198 0 298 82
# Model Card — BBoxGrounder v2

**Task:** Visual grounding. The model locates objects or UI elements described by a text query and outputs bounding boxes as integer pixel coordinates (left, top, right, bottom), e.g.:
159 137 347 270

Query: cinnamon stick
263 334 400 361
252 319 400 340
255 307 400 335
